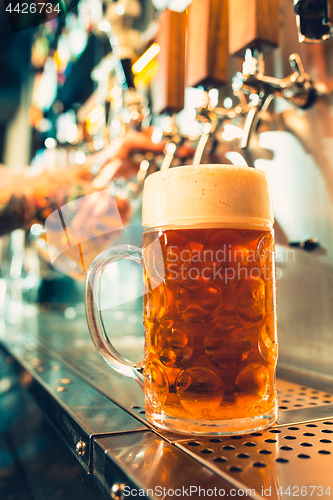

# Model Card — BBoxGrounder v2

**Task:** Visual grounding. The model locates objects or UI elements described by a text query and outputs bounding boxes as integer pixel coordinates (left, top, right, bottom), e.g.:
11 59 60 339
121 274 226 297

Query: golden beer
141 165 277 434
143 227 277 432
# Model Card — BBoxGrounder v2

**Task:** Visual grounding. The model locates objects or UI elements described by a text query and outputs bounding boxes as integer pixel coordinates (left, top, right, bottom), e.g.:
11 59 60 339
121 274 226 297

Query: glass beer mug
85 165 278 434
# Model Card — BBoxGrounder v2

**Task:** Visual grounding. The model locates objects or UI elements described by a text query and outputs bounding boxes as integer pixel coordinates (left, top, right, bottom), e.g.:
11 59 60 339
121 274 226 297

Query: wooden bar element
152 9 187 115
228 0 279 57
186 0 229 88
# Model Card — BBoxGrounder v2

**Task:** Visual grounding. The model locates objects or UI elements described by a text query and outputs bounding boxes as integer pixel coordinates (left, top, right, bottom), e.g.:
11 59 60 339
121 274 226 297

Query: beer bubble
257 234 274 271
235 362 270 399
175 276 222 323
145 360 169 409
234 277 266 324
143 277 167 322
203 230 249 273
157 231 192 283
151 320 193 368
215 312 240 330
219 282 237 312
258 324 278 364
204 325 251 369
176 367 224 417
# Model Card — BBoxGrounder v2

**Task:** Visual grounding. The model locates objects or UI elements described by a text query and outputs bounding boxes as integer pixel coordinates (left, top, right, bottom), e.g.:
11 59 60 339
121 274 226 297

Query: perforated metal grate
176 420 333 499
277 379 333 411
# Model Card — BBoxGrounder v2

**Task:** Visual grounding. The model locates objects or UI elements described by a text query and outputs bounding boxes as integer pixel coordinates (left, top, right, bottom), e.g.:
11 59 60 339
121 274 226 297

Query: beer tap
231 49 317 149
151 115 188 171
91 82 152 191
149 8 187 170
185 0 248 163
193 90 248 164
94 5 188 178
104 0 148 134
90 0 153 185
107 5 188 173
192 92 221 165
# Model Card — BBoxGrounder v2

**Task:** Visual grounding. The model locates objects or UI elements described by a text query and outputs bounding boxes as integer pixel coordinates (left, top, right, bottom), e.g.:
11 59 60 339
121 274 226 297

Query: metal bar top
1 308 333 499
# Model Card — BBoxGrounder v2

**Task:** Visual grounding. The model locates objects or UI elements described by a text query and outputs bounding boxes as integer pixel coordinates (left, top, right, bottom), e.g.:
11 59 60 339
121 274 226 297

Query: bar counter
1 307 333 499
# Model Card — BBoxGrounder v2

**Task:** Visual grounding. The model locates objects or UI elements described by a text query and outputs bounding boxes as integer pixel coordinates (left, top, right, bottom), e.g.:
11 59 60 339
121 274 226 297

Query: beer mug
85 165 278 434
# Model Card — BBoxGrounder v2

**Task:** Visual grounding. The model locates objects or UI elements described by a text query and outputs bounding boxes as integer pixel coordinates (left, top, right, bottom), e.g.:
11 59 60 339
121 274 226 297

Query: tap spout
193 122 212 165
233 50 317 148
240 106 259 150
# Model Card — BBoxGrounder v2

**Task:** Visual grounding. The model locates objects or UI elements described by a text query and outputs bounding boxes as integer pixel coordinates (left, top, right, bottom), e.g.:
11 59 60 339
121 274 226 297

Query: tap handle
289 237 320 251
287 53 316 109
289 53 305 77
152 9 187 115
229 0 279 57
186 0 228 87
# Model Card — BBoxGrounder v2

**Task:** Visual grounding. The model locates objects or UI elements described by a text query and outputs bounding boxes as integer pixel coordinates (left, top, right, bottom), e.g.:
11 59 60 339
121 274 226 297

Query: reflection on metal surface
278 404 333 426
4 310 146 410
176 420 333 500
0 337 147 472
76 440 87 457
60 378 72 384
56 386 67 392
94 432 249 500
7 313 145 408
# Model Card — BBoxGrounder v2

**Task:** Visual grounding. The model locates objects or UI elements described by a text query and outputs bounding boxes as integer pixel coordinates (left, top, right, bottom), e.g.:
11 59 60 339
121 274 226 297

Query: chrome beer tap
155 116 186 170
193 91 248 163
91 0 153 184
232 49 317 149
193 92 219 165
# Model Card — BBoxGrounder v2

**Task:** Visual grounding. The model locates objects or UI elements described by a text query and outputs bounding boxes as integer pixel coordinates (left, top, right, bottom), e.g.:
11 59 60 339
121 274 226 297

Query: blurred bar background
1 1 333 497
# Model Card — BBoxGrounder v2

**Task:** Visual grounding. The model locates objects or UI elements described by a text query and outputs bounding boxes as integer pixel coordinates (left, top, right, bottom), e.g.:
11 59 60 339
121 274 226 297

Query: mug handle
85 245 145 389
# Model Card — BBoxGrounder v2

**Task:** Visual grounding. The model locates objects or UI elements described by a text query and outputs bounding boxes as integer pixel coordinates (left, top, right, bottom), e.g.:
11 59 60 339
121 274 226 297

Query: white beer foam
142 165 274 229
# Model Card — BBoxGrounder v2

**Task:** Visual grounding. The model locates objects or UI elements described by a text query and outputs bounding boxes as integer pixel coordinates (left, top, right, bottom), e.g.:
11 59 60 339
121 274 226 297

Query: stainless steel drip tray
174 421 333 500
93 381 333 500
2 311 333 499
92 376 333 499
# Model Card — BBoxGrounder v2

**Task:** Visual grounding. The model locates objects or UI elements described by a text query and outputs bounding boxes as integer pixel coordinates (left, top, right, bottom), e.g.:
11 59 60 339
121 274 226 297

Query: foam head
142 165 274 229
